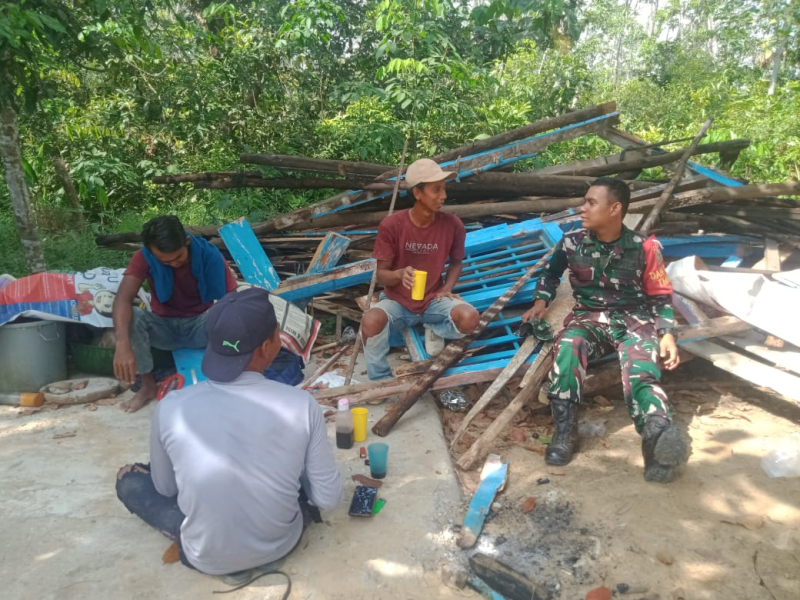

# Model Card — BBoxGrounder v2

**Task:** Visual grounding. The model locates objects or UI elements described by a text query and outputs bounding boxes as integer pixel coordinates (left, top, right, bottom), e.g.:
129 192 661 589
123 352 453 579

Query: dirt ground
1 353 799 600
0 352 472 600
441 360 800 599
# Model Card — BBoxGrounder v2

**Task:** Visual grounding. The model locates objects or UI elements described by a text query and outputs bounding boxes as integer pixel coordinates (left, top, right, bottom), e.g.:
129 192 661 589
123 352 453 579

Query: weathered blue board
219 218 280 290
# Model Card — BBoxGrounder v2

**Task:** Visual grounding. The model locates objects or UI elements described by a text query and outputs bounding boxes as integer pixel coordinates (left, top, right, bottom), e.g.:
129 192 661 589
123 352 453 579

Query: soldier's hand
659 333 680 370
522 299 547 324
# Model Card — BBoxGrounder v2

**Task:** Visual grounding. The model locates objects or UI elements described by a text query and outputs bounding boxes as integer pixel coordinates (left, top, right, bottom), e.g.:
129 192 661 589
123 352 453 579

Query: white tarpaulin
666 256 800 347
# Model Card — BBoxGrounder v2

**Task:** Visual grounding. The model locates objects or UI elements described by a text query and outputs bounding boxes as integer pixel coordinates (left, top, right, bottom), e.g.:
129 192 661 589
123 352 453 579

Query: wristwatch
657 328 677 338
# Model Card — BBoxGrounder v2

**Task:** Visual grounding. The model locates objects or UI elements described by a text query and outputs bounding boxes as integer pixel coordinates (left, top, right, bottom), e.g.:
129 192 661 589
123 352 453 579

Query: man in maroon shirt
361 158 480 381
113 215 237 413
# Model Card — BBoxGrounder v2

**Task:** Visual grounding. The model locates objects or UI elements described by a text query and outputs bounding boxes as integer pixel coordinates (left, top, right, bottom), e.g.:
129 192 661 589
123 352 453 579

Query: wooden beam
599 126 746 186
239 153 393 176
640 118 714 235
450 336 539 450
432 101 617 164
275 259 374 302
194 175 387 191
309 299 364 323
152 170 262 184
311 366 509 405
469 554 551 600
754 238 785 271
682 205 800 220
446 113 620 176
627 181 800 213
449 172 651 198
566 139 744 179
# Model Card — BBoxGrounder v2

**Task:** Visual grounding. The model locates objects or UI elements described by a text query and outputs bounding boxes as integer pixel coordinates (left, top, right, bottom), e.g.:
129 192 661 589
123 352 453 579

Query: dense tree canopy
1 0 798 274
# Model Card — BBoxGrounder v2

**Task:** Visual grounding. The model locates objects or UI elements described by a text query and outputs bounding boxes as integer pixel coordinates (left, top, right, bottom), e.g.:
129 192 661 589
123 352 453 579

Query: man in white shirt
116 287 343 579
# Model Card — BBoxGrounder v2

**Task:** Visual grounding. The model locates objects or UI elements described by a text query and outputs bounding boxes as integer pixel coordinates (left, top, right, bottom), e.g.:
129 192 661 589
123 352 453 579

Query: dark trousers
116 463 321 573
115 463 195 569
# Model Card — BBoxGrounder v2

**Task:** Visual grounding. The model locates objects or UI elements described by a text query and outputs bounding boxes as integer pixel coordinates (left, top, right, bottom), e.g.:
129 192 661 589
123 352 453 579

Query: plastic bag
761 433 800 478
437 389 468 412
578 418 607 438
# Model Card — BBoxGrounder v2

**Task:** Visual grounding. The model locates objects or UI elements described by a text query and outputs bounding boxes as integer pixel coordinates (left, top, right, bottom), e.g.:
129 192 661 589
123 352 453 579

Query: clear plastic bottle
335 397 354 449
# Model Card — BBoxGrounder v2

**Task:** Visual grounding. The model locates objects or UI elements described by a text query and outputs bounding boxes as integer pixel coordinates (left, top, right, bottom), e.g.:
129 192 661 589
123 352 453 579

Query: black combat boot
545 397 579 466
641 415 690 483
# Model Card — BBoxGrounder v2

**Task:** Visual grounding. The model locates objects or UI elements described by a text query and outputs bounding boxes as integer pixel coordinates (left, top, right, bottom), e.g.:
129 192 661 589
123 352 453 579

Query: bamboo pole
342 140 409 386
640 118 713 235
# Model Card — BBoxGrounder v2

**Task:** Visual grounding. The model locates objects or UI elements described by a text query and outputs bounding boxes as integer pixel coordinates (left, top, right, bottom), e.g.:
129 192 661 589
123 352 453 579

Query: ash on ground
468 491 602 596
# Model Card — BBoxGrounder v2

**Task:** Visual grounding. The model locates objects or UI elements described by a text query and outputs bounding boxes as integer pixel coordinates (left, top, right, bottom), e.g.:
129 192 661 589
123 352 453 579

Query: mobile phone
348 485 378 517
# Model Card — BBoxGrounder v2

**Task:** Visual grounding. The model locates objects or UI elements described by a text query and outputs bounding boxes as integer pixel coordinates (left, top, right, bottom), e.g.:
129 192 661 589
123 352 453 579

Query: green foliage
1 0 799 277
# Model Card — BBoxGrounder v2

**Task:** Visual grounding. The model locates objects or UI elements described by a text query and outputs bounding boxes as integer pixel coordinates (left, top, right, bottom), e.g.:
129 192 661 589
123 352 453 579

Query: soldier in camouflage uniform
522 177 689 482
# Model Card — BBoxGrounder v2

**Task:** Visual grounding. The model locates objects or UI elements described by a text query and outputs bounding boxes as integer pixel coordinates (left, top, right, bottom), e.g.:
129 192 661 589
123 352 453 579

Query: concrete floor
0 358 471 599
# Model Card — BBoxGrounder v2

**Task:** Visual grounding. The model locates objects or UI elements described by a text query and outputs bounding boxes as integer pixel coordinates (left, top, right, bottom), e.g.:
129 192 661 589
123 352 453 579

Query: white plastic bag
761 433 800 478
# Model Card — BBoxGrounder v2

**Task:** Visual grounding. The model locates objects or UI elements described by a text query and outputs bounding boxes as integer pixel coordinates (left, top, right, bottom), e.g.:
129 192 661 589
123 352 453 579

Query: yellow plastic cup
352 407 368 443
411 270 427 301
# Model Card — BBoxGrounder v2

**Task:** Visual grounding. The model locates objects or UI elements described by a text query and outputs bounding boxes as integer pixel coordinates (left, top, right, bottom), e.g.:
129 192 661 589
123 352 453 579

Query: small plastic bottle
335 398 354 449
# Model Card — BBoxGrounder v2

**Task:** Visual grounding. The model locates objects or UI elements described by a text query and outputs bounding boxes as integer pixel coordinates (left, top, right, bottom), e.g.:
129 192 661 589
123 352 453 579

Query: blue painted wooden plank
722 255 744 268
219 219 280 290
306 232 351 274
460 246 546 275
275 259 375 302
460 458 508 547
443 353 538 377
687 161 743 186
312 114 619 219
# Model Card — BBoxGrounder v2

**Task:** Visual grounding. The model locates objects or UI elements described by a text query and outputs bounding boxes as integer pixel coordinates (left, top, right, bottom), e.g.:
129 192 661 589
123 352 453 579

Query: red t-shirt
373 209 466 313
125 249 238 318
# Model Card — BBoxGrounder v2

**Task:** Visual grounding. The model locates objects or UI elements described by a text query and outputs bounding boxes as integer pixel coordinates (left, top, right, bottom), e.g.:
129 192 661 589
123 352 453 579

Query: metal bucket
0 319 67 393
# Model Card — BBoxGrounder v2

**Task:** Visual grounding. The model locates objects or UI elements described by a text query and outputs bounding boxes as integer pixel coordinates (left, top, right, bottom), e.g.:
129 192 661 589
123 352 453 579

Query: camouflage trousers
548 311 672 433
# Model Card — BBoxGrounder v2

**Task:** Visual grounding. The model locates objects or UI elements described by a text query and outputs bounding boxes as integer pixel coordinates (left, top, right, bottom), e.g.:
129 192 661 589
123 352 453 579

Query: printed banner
0 268 148 328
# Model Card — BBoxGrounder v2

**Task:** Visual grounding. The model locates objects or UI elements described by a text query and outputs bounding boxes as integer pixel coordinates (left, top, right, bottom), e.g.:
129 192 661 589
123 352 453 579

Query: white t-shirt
149 371 343 575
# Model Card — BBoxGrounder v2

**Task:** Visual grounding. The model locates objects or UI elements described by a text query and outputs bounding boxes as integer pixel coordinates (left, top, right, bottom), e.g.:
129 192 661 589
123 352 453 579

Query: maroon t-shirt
125 249 238 318
373 209 466 313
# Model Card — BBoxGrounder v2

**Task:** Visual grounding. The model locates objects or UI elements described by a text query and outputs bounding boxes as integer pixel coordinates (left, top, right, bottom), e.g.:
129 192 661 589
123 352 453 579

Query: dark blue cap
201 287 278 382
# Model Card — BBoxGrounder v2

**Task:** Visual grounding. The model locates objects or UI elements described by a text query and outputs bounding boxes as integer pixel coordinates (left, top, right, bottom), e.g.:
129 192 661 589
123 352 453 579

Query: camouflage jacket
534 226 676 333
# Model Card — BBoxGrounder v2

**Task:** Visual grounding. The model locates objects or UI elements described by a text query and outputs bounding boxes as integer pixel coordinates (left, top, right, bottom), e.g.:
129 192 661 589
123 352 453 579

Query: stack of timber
95 101 800 460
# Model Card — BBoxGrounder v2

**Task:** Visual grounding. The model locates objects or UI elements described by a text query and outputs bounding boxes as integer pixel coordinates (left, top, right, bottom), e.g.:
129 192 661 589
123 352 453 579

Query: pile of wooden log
94 101 800 469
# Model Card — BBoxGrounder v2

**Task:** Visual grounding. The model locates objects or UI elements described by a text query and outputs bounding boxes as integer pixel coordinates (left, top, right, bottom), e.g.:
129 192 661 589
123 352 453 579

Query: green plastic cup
367 443 389 479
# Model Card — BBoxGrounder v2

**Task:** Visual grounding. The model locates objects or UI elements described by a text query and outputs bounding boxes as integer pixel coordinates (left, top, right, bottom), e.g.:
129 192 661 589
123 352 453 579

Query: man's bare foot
120 375 157 413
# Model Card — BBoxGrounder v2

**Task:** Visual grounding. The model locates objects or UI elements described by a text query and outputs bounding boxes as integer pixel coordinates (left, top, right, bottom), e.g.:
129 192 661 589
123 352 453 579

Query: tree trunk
613 0 632 89
0 105 46 274
768 31 786 96
53 157 86 231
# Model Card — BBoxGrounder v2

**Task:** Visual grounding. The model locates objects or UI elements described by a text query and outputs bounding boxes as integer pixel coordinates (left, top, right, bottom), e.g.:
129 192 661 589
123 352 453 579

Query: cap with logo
201 287 278 383
404 158 456 188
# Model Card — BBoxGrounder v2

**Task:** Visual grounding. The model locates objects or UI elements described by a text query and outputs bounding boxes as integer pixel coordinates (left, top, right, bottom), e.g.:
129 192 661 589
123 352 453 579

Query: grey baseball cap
201 287 278 382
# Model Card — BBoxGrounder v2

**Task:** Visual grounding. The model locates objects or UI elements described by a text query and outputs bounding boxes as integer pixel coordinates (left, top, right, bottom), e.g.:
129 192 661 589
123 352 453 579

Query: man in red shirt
113 215 237 413
361 158 480 381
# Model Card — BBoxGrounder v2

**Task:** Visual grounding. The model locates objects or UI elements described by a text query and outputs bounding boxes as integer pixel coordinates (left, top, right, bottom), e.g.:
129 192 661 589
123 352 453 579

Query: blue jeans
130 307 209 374
364 295 471 380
